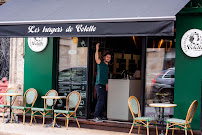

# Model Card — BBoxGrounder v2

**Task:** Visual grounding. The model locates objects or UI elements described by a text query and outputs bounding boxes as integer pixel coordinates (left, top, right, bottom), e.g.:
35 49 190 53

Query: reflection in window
145 37 175 117
58 37 88 118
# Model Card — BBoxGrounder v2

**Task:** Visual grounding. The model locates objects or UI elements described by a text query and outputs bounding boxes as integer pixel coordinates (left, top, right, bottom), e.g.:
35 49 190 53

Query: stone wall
9 38 25 106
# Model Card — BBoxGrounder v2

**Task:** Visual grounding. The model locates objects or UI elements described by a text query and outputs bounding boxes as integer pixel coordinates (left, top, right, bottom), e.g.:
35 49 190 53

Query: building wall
24 38 56 107
174 9 202 130
9 38 25 106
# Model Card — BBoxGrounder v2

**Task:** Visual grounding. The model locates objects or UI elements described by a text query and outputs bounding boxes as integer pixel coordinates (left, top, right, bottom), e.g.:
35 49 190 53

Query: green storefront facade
0 0 200 132
174 1 202 130
21 1 202 131
24 38 58 108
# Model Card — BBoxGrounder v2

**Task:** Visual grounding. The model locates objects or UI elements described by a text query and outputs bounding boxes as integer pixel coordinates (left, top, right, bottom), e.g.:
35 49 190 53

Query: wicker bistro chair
128 96 158 135
11 88 38 124
30 90 58 126
165 100 198 135
53 91 81 129
0 88 17 122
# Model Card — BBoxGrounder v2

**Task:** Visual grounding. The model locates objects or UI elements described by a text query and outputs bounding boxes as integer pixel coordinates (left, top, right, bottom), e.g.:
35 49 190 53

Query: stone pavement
0 119 138 135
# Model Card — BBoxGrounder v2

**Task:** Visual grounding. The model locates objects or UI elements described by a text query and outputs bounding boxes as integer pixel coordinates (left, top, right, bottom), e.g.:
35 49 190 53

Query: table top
0 93 22 96
41 96 66 99
149 103 177 108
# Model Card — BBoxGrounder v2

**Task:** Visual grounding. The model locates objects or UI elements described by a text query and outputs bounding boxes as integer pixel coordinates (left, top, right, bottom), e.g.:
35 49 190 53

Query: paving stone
0 118 137 135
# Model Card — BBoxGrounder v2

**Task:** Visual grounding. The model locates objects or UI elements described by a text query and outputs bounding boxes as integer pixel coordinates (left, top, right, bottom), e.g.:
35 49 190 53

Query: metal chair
128 96 158 135
11 88 38 124
53 91 81 129
0 88 17 122
30 89 58 126
165 100 198 135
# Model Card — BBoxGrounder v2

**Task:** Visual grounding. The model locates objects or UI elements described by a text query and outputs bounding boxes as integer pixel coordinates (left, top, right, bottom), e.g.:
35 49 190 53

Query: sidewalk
0 118 136 135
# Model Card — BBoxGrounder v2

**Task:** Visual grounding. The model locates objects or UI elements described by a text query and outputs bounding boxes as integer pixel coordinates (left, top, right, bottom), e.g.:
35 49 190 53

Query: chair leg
34 116 37 123
185 126 188 135
75 116 80 128
155 122 158 135
53 113 56 128
190 129 194 135
146 122 149 135
165 123 169 135
138 126 140 135
185 130 188 135
13 115 16 121
2 108 5 123
66 117 69 130
65 119 67 127
43 112 45 127
76 118 80 128
30 111 33 126
23 110 25 125
11 111 14 124
129 123 134 135
172 128 174 135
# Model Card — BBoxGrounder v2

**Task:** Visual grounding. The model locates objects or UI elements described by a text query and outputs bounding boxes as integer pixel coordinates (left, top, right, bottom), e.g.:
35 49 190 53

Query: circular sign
181 29 202 57
28 37 48 52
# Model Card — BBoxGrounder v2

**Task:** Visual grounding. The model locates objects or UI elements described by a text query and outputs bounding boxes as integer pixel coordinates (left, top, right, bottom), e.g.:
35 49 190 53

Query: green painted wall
174 9 202 130
24 38 56 107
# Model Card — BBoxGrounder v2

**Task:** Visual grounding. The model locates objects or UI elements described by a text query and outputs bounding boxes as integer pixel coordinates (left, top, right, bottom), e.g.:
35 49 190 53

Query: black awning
0 0 189 37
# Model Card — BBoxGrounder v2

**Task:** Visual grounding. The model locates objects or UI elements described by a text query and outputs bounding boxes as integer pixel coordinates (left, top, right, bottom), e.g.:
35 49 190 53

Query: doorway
89 37 143 121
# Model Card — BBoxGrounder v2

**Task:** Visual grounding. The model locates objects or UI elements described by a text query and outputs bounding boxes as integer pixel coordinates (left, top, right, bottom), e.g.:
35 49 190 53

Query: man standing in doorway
93 43 111 122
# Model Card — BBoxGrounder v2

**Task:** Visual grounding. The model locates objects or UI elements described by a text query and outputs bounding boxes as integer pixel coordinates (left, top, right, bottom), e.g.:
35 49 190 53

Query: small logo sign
68 50 77 55
181 29 202 57
28 37 48 52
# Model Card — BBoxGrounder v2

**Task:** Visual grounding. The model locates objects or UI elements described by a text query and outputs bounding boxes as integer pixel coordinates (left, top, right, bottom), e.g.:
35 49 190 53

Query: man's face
104 54 111 63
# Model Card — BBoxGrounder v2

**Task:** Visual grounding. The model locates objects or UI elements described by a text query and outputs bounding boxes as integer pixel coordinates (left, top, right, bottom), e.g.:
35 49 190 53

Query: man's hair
103 52 111 57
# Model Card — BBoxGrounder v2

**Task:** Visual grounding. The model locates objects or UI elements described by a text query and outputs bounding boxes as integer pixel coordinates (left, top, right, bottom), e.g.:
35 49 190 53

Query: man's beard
104 60 110 63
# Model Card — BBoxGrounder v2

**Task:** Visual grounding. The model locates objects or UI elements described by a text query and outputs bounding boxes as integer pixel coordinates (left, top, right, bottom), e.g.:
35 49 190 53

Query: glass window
57 37 88 118
145 37 175 117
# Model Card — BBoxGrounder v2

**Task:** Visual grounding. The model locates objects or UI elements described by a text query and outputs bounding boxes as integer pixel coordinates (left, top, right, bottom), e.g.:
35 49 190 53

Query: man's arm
95 43 101 64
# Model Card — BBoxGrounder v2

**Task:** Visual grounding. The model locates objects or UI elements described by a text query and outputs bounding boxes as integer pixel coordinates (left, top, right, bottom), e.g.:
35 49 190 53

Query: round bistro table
41 96 66 128
0 93 22 123
149 103 177 135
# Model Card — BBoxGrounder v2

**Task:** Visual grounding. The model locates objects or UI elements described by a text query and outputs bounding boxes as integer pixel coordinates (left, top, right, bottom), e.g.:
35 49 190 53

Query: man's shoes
93 117 103 122
101 117 108 120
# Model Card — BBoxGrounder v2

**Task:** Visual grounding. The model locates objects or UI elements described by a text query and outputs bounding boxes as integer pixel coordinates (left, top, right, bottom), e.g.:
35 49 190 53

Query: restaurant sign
181 29 202 57
0 21 174 37
28 24 96 34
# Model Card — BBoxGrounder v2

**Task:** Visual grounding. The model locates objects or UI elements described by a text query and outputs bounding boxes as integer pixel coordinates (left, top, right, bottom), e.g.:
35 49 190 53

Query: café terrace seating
0 88 17 122
2 88 81 129
165 100 198 135
0 87 198 135
11 88 38 124
53 91 81 129
128 96 158 135
30 89 58 126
